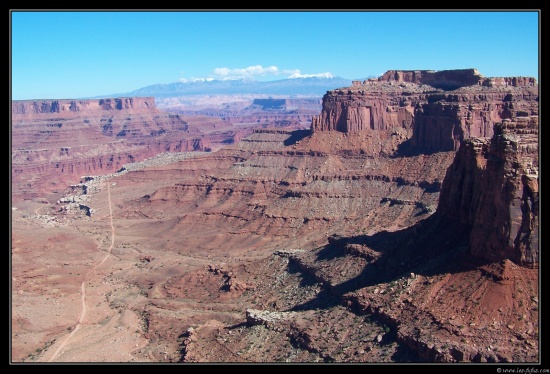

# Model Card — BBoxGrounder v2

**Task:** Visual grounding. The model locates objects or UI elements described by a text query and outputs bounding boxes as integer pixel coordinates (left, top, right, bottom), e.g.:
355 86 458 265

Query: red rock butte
313 68 538 154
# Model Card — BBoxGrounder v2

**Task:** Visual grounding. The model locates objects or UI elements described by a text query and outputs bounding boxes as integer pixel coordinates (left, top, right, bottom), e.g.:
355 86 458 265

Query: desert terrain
11 69 539 364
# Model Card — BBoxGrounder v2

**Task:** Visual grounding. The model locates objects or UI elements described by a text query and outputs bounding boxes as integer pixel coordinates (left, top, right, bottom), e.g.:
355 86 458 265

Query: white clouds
179 65 335 82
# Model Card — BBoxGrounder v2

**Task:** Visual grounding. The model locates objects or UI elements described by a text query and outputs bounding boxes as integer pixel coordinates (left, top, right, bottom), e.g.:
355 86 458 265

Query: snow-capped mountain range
101 76 355 99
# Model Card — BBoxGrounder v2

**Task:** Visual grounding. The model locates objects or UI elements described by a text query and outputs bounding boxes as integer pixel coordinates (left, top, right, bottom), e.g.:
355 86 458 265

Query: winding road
47 182 116 362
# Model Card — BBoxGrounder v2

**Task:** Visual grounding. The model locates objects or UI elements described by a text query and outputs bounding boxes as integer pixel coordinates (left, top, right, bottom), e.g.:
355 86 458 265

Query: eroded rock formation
12 97 233 201
375 68 536 90
11 96 315 203
437 116 539 267
12 97 156 116
313 69 538 153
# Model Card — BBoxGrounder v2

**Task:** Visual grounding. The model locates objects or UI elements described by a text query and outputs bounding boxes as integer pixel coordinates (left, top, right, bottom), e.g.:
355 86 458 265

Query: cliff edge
312 69 538 154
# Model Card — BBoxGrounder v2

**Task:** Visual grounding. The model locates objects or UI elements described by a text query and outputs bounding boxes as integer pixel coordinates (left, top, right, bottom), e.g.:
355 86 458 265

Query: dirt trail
47 182 115 362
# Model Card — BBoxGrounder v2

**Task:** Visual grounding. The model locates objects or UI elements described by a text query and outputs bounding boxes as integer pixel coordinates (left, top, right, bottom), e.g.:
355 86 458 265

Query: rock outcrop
437 116 539 268
377 68 486 90
313 69 538 153
411 87 539 153
311 82 424 134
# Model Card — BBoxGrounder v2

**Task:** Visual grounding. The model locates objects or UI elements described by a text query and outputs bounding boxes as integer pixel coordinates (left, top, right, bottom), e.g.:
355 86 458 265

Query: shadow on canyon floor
393 138 452 157
283 130 312 146
288 213 494 313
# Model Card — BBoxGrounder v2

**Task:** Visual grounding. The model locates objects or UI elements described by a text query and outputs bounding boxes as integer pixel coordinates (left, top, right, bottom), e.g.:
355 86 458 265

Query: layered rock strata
313 69 538 153
12 97 212 201
437 117 539 268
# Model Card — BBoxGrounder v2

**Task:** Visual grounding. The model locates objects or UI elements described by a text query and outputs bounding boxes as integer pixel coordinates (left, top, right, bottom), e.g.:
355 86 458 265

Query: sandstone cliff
11 97 157 116
312 69 538 153
411 88 539 153
310 83 425 135
437 117 539 268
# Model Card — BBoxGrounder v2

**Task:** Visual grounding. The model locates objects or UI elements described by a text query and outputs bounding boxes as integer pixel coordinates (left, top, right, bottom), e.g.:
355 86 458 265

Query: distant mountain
112 76 354 98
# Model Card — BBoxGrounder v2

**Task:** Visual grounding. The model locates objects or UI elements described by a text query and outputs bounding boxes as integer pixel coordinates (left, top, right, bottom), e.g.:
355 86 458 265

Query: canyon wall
12 97 157 117
313 69 538 153
310 85 425 134
411 89 539 153
311 69 539 268
11 96 317 203
437 116 539 267
11 97 208 201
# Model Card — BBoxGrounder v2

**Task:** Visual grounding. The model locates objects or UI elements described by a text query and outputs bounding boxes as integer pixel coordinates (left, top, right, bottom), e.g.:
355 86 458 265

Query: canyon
11 96 310 203
11 69 539 363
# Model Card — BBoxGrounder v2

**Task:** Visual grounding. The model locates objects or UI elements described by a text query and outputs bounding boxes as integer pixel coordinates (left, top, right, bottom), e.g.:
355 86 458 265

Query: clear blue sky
10 10 540 100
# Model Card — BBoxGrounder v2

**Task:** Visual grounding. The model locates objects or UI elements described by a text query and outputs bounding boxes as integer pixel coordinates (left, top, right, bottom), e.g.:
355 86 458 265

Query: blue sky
10 10 540 100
